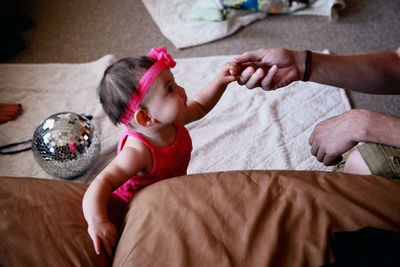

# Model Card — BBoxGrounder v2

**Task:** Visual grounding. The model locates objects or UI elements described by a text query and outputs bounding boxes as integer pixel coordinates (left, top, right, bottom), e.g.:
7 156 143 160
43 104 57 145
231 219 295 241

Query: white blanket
142 0 346 49
0 54 350 183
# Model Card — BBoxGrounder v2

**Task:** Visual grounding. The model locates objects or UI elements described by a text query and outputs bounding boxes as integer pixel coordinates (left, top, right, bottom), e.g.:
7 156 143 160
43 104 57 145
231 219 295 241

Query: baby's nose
178 86 187 100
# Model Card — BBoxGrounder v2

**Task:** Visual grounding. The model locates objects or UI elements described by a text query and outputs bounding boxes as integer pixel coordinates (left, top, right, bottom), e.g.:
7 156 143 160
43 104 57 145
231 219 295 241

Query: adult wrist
350 109 374 142
353 109 400 147
302 50 312 81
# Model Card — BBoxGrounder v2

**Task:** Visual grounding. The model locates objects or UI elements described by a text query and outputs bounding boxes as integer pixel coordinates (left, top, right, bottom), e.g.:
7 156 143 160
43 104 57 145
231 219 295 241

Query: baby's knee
343 149 372 175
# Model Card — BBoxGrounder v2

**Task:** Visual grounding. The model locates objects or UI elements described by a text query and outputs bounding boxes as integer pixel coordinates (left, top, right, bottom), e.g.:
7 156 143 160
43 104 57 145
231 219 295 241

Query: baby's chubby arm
82 142 151 256
184 62 241 124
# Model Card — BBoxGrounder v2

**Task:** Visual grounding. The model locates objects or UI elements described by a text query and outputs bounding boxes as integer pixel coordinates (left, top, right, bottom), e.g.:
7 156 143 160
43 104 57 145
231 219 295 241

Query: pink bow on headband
147 47 176 68
119 46 176 125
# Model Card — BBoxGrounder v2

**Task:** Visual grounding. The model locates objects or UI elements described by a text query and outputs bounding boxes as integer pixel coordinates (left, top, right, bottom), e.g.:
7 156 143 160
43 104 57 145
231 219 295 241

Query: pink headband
119 46 176 125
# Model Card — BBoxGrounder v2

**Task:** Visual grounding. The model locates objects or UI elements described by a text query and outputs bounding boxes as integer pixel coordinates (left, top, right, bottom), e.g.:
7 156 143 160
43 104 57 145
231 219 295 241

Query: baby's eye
168 85 174 93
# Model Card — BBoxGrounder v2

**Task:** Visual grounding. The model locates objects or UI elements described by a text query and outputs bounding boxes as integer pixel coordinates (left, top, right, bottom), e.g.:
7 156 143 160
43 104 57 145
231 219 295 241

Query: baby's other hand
87 219 117 257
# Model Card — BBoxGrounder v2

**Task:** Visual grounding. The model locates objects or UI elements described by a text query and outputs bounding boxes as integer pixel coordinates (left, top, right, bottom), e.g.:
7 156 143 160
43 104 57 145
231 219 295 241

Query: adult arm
235 47 400 94
310 47 400 94
309 109 400 166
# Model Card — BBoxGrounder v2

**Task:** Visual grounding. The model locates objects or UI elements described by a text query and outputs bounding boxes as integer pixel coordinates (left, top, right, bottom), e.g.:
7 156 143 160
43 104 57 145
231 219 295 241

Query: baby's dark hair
98 56 156 125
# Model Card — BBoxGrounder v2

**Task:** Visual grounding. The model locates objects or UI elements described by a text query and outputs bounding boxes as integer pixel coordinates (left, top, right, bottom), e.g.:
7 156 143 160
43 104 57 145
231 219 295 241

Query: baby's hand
87 219 117 256
217 62 242 85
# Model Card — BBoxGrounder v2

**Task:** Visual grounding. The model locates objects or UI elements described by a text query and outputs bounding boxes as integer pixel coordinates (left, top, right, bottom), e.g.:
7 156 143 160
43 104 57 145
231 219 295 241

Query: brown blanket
1 171 399 266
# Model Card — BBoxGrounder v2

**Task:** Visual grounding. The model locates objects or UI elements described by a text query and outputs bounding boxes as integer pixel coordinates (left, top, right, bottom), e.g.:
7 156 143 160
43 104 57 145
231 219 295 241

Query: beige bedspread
1 170 399 266
0 54 350 183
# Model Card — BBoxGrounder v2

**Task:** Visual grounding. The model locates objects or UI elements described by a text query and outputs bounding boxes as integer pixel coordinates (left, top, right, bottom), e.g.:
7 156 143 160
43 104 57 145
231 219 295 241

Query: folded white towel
176 54 351 174
0 54 350 183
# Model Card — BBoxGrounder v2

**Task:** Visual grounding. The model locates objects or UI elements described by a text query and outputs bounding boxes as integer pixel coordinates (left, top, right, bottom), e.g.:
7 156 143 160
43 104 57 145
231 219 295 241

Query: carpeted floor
3 0 400 116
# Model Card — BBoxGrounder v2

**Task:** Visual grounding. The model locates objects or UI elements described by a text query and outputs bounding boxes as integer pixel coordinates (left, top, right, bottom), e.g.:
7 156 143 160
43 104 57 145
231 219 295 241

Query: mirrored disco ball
32 112 101 179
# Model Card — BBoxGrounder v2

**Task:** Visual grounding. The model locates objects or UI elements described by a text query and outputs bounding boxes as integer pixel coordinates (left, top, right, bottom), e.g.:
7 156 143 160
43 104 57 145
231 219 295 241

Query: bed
1 170 400 266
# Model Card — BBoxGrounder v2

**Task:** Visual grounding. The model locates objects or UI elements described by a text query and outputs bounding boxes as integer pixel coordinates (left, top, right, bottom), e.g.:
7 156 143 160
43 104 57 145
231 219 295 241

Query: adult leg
344 143 400 179
343 149 371 175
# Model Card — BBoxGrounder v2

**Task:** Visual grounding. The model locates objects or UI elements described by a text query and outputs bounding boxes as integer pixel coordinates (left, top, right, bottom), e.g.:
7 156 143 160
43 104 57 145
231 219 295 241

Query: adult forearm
309 109 400 165
309 49 400 94
357 109 400 148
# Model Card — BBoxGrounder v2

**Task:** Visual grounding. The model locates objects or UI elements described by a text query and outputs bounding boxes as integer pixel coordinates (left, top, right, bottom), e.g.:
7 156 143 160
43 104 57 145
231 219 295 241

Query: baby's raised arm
184 62 240 124
82 144 150 256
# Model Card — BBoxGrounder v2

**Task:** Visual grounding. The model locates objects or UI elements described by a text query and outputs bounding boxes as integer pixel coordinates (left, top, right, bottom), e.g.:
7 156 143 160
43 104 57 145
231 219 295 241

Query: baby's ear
134 108 155 127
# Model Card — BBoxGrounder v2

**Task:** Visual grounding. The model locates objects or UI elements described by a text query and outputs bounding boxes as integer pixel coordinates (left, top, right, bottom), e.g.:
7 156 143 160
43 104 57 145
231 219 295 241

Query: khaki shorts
335 143 400 179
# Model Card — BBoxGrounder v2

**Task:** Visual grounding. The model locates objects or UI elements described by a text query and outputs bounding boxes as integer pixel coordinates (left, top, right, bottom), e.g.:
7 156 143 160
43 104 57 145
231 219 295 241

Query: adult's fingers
260 65 278 90
310 142 319 156
237 66 256 86
308 131 315 146
244 68 265 89
234 51 261 65
323 154 343 166
316 149 325 163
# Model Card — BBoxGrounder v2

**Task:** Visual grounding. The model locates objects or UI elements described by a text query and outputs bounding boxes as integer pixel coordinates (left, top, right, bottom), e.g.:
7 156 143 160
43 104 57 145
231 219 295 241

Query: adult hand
87 219 117 256
308 109 369 166
234 48 304 90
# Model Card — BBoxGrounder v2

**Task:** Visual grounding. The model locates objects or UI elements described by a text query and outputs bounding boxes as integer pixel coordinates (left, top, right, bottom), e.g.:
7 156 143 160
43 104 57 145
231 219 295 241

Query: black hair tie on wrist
302 50 312 82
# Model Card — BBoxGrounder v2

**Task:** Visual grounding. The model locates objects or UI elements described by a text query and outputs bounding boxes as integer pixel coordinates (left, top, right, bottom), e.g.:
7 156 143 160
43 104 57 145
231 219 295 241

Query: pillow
114 170 400 267
0 177 109 266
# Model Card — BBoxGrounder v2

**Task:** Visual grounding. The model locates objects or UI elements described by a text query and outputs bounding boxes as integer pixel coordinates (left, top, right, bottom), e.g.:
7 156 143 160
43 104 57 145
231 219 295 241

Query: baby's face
144 69 187 124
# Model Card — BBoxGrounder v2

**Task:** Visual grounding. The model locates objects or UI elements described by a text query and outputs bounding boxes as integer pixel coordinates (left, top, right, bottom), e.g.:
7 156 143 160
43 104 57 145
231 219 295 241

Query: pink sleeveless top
112 123 192 202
